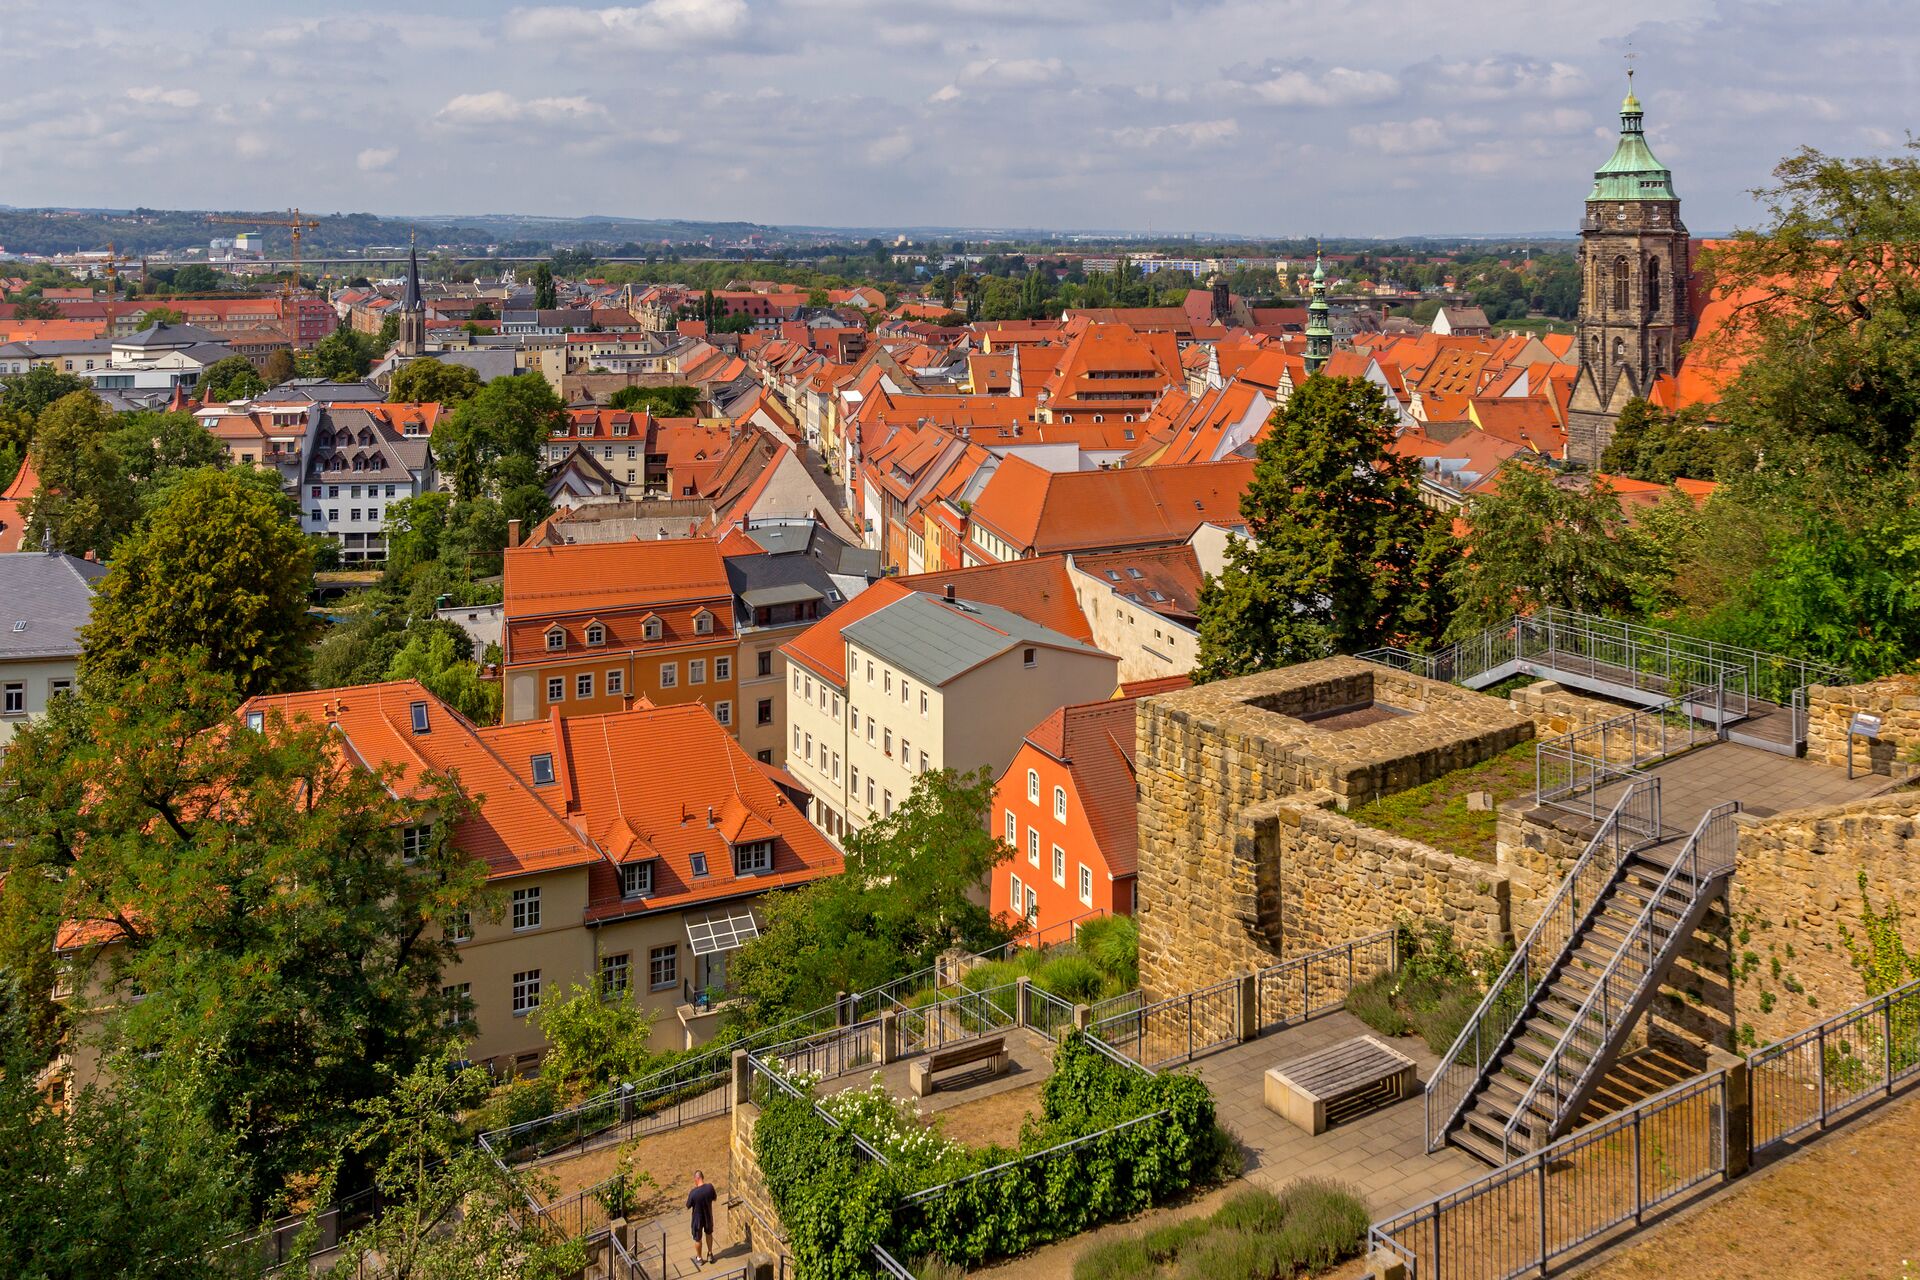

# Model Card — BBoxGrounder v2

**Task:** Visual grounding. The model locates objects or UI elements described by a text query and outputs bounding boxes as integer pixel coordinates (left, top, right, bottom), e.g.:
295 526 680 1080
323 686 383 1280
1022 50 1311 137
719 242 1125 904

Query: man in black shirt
685 1169 718 1267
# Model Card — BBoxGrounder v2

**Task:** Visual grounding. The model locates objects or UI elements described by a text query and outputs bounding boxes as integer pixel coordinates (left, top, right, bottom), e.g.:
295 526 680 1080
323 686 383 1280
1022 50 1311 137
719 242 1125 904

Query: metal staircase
1428 794 1743 1164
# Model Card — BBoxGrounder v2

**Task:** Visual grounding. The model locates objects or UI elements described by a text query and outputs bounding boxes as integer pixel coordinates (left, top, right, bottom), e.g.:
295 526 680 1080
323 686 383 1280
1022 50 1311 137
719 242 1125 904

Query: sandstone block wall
1136 659 1529 999
1728 790 1920 1045
729 1100 783 1252
1495 802 1596 935
1806 676 1920 776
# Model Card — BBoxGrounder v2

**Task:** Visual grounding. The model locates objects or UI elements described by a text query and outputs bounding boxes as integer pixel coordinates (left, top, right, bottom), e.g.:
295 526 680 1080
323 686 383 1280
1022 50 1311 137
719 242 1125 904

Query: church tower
397 232 426 358
1568 75 1691 461
1304 249 1332 375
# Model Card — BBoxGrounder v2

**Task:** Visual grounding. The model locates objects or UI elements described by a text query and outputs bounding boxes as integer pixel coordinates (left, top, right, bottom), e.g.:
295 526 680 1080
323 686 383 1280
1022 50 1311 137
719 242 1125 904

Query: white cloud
357 146 399 172
234 131 270 160
125 85 200 109
928 84 963 104
505 0 750 50
1419 56 1587 102
959 56 1066 86
435 92 608 126
1109 118 1240 149
866 133 913 164
1347 116 1453 156
1241 63 1399 107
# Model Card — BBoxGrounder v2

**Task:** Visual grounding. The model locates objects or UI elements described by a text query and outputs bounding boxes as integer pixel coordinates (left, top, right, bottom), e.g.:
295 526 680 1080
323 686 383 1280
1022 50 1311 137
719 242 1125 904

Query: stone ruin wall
1806 675 1920 777
1136 659 1533 999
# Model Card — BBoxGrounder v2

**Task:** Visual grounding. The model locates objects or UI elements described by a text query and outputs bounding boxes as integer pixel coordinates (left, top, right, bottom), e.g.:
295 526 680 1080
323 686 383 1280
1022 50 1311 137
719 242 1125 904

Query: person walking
685 1169 718 1267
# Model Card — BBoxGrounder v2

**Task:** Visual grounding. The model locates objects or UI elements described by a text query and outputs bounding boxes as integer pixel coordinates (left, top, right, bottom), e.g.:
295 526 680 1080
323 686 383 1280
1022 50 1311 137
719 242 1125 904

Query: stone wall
1495 802 1595 935
728 1098 784 1253
1136 659 1529 999
1806 675 1920 776
1728 790 1920 1045
1508 680 1670 764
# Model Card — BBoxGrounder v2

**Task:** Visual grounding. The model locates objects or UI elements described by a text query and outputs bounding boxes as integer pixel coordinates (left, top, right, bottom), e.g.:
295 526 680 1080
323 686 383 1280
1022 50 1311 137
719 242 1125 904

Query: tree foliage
0 364 90 470
1195 376 1443 679
607 383 700 416
729 768 1012 1026
0 656 489 1207
81 468 315 696
20 391 136 557
386 623 498 725
1598 399 1749 483
533 982 660 1099
198 355 268 403
389 358 483 406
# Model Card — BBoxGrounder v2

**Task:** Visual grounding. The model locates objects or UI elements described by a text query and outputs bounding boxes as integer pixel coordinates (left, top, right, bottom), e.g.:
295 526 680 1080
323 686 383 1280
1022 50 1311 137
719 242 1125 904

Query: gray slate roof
117 322 226 349
725 549 838 621
0 552 106 660
841 592 1104 687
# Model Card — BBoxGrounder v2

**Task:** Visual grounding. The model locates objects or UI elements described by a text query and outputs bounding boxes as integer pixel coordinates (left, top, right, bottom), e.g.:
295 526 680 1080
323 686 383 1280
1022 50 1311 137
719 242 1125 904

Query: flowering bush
817 1074 960 1173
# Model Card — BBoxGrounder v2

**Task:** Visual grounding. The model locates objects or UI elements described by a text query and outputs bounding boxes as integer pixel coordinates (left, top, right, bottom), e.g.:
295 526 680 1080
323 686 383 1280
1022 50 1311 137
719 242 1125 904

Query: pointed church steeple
1304 248 1332 375
397 230 426 358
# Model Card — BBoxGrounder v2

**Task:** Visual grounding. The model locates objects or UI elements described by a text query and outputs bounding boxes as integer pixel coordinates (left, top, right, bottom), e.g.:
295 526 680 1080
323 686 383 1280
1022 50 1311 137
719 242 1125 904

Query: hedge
754 1031 1222 1278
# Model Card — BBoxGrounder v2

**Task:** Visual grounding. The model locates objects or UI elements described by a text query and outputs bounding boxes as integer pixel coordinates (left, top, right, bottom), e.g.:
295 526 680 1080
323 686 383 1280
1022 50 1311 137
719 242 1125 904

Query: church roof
1590 78 1678 202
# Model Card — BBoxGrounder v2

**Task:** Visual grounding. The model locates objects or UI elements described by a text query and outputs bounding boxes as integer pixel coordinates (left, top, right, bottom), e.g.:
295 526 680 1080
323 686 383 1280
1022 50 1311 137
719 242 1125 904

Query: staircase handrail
1424 775 1659 1152
1502 800 1742 1157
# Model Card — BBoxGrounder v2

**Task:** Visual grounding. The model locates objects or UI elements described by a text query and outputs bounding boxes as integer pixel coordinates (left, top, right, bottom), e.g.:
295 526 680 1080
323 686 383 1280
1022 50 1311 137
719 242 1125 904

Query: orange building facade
989 695 1141 934
501 538 740 731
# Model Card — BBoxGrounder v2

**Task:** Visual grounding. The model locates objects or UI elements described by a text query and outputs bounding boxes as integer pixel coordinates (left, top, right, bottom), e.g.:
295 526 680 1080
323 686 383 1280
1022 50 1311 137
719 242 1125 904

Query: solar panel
686 907 761 956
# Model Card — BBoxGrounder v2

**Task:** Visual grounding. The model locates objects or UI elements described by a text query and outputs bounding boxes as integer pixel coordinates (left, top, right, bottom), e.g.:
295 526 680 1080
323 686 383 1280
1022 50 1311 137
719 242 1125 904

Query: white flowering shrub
818 1073 960 1172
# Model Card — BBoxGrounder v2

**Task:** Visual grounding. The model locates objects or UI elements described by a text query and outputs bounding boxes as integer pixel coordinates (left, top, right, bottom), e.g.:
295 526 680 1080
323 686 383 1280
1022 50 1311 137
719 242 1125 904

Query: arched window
1645 257 1661 315
1612 336 1627 363
1612 257 1630 310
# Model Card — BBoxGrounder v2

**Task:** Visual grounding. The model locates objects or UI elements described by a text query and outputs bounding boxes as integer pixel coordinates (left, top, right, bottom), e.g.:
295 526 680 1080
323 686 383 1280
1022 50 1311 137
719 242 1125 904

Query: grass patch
1346 740 1538 862
1346 922 1498 1053
1072 1181 1369 1280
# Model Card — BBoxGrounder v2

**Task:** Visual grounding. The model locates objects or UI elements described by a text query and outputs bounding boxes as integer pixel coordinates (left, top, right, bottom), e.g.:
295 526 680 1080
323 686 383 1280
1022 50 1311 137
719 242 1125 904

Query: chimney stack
507 517 522 547
943 583 955 602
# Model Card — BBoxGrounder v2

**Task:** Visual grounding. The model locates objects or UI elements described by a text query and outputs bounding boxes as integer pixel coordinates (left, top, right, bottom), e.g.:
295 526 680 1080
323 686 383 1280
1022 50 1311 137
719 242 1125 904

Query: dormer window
643 616 663 641
409 700 430 733
545 626 566 652
620 861 654 898
244 710 265 733
585 623 606 647
693 610 714 636
531 753 556 786
734 840 773 875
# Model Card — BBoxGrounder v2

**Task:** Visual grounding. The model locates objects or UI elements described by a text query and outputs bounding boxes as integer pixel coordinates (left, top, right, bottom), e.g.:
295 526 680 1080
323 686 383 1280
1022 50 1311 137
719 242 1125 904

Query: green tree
1195 376 1441 679
532 263 557 310
430 371 564 510
0 656 488 1206
198 355 268 402
0 1021 260 1280
728 768 1012 1026
1598 399 1747 482
138 304 185 326
1444 462 1644 636
534 982 659 1099
320 1056 587 1280
22 391 136 557
607 383 700 417
11 294 60 321
471 300 497 321
389 358 483 405
81 468 315 696
305 326 377 380
386 623 499 725
108 407 226 491
0 363 90 467
261 348 295 386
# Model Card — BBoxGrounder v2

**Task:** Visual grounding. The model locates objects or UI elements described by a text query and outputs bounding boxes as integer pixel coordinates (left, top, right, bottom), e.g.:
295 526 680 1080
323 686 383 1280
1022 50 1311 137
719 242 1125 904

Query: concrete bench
908 1034 1010 1098
1264 1034 1417 1135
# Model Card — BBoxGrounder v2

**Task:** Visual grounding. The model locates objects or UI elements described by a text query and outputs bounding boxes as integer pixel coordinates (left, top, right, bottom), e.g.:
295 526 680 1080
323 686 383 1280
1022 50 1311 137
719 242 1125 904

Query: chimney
507 517 522 547
706 805 716 827
943 583 955 602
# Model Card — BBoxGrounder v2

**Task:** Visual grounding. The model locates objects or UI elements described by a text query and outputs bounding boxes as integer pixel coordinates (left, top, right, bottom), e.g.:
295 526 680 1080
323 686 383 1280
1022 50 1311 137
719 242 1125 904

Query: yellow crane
99 241 142 302
206 208 321 301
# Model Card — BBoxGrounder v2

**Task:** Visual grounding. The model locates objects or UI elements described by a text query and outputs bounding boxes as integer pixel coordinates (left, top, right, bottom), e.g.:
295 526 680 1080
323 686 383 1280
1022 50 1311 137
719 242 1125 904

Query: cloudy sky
1 0 1912 236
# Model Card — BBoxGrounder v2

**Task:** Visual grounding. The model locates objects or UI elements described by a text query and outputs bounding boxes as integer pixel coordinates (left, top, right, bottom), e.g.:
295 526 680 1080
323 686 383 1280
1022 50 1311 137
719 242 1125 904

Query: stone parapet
1806 676 1920 776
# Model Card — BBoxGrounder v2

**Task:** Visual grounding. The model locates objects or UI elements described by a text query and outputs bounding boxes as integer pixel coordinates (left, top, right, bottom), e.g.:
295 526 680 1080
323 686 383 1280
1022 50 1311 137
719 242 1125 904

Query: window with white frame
546 676 565 702
601 952 630 994
716 656 731 681
1053 844 1066 885
401 823 432 862
920 691 928 717
715 700 732 727
511 886 542 930
689 658 706 685
660 662 678 688
1079 863 1094 906
511 968 542 1015
576 671 594 699
1028 828 1040 867
608 668 625 695
1054 786 1067 821
649 945 678 990
545 627 566 652
1010 872 1022 912
441 982 471 1027
1027 769 1039 803
1005 810 1017 845
586 624 606 646
450 911 471 942
643 617 663 641
620 861 653 898
694 612 713 635
735 840 773 874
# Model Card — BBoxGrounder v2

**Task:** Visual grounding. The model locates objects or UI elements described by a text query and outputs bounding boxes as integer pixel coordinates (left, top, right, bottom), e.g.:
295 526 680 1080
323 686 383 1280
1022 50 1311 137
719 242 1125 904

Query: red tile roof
967 455 1252 557
503 537 731 620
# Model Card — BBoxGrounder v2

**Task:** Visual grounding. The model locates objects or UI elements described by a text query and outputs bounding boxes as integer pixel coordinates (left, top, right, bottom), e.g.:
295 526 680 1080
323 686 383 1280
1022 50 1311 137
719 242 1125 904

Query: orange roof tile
503 537 730 619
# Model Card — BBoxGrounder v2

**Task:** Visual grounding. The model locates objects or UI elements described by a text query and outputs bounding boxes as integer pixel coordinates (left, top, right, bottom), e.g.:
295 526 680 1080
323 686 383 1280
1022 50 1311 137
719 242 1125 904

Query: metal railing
1255 930 1397 1034
1426 778 1661 1153
1089 975 1239 1070
1027 986 1078 1042
897 982 1019 1056
756 1017 887 1085
1534 689 1723 819
1377 971 1920 1278
1502 802 1741 1158
871 1244 922 1279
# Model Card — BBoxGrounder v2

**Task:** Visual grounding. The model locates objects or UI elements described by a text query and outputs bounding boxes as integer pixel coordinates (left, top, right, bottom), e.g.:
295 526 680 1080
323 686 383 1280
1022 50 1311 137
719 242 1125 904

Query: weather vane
1625 46 1638 89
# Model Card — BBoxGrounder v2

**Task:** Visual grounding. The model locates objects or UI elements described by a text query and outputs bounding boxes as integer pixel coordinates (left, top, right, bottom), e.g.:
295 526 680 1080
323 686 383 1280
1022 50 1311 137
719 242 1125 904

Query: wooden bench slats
924 1035 1005 1072
1265 1034 1418 1134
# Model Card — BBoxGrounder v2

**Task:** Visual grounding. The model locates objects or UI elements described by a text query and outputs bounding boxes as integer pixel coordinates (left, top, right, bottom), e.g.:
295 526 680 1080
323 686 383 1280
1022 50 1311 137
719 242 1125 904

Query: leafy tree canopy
389 358 483 406
198 355 268 403
607 383 700 416
1194 376 1444 679
21 391 136 557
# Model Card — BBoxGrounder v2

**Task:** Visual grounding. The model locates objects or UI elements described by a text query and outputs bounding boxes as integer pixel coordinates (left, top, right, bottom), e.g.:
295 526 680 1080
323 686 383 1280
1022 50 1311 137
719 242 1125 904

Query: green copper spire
1305 247 1332 375
1589 71 1676 202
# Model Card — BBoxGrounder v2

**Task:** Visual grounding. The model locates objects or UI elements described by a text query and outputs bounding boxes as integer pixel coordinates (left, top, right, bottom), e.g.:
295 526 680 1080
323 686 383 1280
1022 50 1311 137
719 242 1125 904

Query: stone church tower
396 233 427 358
1567 78 1691 462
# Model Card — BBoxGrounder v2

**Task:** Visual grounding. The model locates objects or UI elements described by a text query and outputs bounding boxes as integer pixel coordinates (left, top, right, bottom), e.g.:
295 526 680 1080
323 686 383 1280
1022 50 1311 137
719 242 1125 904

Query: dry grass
1574 1089 1920 1280
934 1082 1044 1149
538 1113 732 1209
1346 742 1539 863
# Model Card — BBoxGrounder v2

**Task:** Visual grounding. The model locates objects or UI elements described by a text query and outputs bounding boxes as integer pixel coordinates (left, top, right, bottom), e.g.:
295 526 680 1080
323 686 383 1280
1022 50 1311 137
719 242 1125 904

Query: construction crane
98 241 142 302
206 208 321 302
